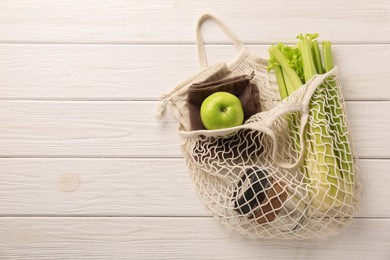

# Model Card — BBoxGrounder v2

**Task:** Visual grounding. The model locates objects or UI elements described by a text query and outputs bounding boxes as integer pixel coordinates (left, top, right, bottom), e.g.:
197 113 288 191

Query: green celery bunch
321 41 354 205
268 34 353 212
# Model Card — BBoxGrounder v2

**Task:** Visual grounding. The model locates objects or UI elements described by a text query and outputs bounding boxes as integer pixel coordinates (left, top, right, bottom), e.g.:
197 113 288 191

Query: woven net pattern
180 69 361 239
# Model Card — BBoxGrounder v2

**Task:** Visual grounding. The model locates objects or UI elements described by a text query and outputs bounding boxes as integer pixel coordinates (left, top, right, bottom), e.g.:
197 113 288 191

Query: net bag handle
263 105 309 169
196 14 247 69
264 69 338 169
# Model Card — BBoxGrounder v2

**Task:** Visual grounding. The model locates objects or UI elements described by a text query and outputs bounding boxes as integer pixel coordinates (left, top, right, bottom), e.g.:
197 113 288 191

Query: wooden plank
0 101 180 157
0 0 389 43
347 102 390 158
0 101 388 158
0 44 199 100
0 217 389 259
0 158 386 218
1 44 389 100
0 158 207 216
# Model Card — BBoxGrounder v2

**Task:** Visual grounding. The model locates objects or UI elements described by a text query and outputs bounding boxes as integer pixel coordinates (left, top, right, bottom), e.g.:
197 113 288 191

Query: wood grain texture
1 44 389 100
0 0 389 258
0 0 389 43
0 158 207 216
0 101 388 158
0 158 387 218
0 101 179 157
0 217 389 260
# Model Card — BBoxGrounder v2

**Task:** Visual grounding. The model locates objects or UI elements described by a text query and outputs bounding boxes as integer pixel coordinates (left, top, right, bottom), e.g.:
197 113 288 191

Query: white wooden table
0 1 389 259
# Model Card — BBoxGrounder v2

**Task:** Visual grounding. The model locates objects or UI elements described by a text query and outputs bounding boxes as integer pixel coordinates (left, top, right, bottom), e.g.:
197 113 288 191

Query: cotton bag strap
265 69 338 169
196 14 247 69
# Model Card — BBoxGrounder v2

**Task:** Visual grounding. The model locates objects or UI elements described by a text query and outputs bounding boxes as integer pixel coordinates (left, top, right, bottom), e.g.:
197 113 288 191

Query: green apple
200 92 244 130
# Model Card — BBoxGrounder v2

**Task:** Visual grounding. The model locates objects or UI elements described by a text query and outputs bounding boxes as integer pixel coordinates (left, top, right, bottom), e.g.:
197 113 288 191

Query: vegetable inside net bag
156 14 361 239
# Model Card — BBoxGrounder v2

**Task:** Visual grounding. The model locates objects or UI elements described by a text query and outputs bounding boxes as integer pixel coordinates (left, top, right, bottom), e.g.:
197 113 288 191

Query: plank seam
0 41 390 45
0 216 387 219
0 156 387 159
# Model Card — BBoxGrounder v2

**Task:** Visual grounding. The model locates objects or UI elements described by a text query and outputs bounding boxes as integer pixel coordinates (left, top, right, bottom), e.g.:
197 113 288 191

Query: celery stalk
273 65 288 100
284 69 297 96
322 41 354 202
297 38 317 81
307 97 344 210
322 41 334 72
305 138 341 211
268 34 352 213
269 46 303 90
311 40 324 74
298 37 344 210
268 47 302 164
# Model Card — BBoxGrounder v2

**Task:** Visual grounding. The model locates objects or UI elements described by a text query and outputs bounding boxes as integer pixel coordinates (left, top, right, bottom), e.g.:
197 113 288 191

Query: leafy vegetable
268 34 353 212
269 45 303 92
321 41 354 205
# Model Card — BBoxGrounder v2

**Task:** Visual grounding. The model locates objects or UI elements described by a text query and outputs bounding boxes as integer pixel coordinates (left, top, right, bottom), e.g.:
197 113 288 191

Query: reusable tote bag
157 14 361 239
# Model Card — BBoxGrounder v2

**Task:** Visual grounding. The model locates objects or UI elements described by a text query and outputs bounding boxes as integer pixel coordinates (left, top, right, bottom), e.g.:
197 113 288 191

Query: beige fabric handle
196 14 246 69
264 105 309 169
266 68 339 169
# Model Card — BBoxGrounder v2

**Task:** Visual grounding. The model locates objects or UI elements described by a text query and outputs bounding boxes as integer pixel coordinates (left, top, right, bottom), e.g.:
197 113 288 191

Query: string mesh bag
157 14 361 239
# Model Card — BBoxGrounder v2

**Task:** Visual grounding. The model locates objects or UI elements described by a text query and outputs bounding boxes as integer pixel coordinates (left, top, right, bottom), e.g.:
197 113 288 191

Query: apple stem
249 71 255 80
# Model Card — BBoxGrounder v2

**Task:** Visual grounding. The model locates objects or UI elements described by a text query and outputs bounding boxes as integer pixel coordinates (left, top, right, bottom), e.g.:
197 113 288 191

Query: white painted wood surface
0 159 388 218
0 0 389 259
0 101 388 158
0 218 389 260
1 45 389 100
0 0 389 43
